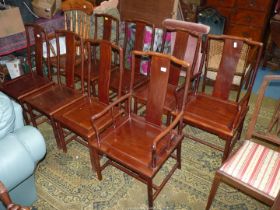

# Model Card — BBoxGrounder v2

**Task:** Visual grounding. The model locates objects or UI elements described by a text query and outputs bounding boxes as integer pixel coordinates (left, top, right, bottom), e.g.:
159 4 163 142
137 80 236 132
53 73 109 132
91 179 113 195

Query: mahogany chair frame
22 30 86 149
109 19 155 95
0 23 54 124
88 51 191 209
179 34 263 163
133 26 202 124
206 75 280 210
53 39 124 152
0 181 31 210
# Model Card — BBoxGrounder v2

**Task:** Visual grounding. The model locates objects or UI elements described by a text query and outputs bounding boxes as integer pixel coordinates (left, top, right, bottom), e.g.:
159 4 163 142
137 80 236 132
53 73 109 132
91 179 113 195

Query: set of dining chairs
0 1 279 209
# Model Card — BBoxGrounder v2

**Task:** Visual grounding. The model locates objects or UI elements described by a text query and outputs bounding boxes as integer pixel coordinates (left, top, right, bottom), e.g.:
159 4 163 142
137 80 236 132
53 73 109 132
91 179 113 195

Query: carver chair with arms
88 51 191 209
53 39 124 153
22 30 86 149
0 23 53 124
109 19 155 94
133 19 209 123
177 34 263 163
206 75 280 210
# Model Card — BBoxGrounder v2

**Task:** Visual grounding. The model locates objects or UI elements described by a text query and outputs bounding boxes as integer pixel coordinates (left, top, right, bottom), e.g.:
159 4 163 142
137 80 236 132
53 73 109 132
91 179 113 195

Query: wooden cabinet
118 0 179 27
205 0 274 41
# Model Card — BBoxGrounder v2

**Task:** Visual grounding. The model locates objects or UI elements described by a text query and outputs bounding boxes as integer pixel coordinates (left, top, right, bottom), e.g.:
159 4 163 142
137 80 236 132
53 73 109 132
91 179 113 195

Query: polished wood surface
0 181 31 210
179 34 263 162
89 51 191 209
0 24 53 101
23 30 85 149
204 0 274 42
110 19 155 94
206 75 280 210
53 39 124 152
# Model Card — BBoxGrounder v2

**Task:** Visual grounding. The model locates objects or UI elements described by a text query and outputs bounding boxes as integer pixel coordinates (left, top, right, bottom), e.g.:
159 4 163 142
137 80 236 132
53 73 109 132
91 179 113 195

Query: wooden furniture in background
206 75 280 210
23 30 86 149
118 0 180 27
89 51 191 209
177 34 263 163
0 181 31 210
203 0 274 41
263 15 280 70
61 0 95 40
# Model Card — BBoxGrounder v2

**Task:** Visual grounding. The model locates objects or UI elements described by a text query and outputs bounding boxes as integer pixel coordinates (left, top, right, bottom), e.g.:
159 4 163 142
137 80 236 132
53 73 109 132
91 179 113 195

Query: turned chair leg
205 173 222 210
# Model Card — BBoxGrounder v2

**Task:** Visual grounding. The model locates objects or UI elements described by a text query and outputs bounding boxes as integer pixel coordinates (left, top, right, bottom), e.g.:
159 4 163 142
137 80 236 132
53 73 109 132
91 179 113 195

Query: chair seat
54 97 121 139
0 74 53 100
183 93 239 138
23 85 84 115
92 114 180 177
220 140 280 198
110 69 148 93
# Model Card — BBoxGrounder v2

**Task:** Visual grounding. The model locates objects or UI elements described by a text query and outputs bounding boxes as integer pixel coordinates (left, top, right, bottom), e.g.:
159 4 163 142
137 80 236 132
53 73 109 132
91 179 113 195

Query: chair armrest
151 111 183 167
91 93 130 142
232 90 251 129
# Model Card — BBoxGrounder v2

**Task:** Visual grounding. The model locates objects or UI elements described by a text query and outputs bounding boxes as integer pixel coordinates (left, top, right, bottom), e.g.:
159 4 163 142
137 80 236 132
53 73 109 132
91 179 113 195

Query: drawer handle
249 0 256 7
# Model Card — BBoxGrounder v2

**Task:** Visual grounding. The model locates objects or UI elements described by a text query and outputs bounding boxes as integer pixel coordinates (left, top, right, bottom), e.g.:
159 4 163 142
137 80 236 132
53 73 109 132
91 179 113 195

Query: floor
252 66 280 99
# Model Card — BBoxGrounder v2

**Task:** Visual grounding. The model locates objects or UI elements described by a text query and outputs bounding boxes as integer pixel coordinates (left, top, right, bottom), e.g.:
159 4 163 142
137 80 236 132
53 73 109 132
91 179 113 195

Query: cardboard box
0 7 25 38
32 0 56 19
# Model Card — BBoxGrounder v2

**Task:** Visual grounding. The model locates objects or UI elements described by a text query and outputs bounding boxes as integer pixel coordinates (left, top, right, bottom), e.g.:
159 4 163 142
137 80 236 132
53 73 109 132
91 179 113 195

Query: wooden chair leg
147 178 154 210
177 141 182 169
89 146 102 180
205 173 222 210
56 122 67 152
26 104 37 127
222 139 232 163
50 117 62 149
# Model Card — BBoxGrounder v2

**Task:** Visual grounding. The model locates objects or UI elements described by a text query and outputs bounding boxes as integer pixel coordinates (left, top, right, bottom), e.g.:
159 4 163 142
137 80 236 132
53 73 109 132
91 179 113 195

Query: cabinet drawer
227 24 262 41
230 10 266 27
207 0 235 8
235 0 271 12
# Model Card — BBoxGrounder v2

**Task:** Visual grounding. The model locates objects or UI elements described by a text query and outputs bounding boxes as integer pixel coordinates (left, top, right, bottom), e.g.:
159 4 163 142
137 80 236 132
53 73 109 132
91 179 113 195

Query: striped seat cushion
220 140 280 198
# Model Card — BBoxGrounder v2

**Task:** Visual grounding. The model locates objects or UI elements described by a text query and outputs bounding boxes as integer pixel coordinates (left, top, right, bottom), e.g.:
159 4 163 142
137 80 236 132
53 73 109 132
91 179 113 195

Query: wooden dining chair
22 30 86 149
0 23 54 124
88 51 191 209
48 0 95 71
206 75 280 210
0 181 31 210
133 19 209 124
109 19 155 94
203 33 260 102
177 34 263 163
53 39 124 152
74 13 120 96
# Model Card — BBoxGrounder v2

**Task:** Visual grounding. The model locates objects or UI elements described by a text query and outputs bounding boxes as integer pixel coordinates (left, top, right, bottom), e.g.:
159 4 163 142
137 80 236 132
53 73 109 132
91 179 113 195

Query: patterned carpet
32 94 277 210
